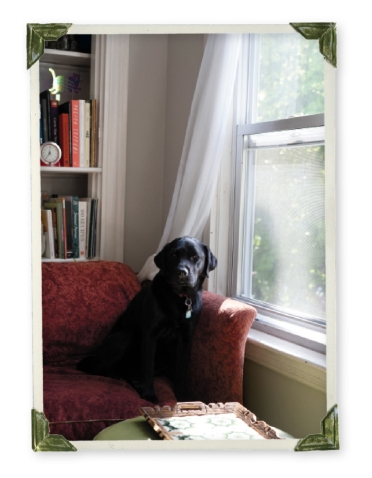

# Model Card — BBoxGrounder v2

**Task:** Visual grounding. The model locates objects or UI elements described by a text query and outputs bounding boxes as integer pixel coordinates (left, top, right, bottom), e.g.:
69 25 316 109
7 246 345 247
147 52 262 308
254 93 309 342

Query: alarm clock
40 141 62 166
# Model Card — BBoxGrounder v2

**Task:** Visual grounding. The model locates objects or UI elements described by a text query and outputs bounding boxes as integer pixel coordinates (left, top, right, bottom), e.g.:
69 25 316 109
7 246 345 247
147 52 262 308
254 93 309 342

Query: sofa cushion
42 261 141 366
44 365 177 441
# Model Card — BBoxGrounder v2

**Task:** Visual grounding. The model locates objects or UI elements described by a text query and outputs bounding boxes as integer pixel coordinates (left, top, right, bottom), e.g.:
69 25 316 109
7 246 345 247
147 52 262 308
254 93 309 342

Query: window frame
230 114 326 353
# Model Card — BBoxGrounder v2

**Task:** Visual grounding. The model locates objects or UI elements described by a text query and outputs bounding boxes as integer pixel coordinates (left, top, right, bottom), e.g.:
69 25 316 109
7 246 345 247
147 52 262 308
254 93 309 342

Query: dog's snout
177 267 189 278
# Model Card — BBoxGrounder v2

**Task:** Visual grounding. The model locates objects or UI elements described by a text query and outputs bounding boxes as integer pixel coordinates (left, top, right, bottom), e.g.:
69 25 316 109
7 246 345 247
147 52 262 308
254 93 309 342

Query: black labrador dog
77 236 217 403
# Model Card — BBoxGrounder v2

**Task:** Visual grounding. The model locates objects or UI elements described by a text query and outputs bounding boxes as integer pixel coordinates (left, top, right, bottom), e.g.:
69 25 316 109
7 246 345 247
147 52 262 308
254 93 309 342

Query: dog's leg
77 329 133 378
174 332 193 401
140 333 158 403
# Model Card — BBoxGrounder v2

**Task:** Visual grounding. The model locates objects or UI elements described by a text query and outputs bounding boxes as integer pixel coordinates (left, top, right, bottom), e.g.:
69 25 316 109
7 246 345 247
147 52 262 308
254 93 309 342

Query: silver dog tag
185 298 192 319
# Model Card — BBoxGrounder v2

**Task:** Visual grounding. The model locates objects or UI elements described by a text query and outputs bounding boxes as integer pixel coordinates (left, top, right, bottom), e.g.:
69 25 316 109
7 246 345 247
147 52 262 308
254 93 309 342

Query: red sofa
42 261 256 441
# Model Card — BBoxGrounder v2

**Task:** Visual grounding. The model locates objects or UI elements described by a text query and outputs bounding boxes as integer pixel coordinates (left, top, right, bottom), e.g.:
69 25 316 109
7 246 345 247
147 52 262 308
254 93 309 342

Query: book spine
59 113 70 167
79 99 86 167
41 209 55 259
92 199 98 258
88 198 98 259
78 201 87 259
50 100 59 144
71 196 79 258
41 98 49 142
85 102 91 168
44 203 62 258
51 208 58 258
90 99 97 168
83 199 92 258
61 198 67 259
39 104 43 144
71 100 80 167
46 210 55 259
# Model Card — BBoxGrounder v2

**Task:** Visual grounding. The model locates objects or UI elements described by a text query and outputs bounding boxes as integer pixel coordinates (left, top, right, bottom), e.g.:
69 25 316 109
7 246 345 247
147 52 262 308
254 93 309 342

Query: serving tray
140 401 281 441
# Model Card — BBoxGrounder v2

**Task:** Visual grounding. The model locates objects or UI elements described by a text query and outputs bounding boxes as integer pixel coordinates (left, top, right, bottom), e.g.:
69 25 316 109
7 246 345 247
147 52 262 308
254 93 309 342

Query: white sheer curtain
138 34 242 282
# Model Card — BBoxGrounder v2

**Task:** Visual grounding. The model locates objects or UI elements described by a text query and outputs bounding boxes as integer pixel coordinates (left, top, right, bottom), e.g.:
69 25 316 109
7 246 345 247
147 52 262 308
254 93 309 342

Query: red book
58 100 80 167
70 100 80 167
59 113 70 167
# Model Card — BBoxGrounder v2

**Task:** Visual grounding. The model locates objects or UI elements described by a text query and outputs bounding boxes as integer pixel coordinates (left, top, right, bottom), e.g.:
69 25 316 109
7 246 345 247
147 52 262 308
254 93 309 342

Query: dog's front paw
141 389 158 404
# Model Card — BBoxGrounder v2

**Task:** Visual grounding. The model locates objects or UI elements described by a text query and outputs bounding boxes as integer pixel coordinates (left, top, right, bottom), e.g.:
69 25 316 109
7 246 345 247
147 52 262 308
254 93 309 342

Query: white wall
162 34 205 230
124 35 168 271
123 34 204 272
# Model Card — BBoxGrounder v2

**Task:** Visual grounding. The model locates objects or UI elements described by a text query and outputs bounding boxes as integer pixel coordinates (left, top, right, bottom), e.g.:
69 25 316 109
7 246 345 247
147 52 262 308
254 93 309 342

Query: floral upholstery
42 261 256 441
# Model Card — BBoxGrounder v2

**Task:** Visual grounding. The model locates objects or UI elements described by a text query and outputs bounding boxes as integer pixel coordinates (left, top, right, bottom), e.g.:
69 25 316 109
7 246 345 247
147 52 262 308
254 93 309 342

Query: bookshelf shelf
41 167 102 174
42 49 91 67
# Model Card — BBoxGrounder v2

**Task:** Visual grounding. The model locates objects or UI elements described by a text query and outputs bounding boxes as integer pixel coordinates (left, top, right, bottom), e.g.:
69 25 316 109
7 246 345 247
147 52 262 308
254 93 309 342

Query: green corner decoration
32 409 77 452
290 22 337 68
295 405 339 451
27 23 73 69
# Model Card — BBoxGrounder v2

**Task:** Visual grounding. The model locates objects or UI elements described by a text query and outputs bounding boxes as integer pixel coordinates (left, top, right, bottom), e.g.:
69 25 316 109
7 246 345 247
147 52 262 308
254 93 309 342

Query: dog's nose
177 267 188 278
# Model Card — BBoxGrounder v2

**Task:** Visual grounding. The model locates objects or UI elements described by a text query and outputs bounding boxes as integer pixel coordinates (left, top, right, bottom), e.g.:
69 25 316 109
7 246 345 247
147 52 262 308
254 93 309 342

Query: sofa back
42 261 141 366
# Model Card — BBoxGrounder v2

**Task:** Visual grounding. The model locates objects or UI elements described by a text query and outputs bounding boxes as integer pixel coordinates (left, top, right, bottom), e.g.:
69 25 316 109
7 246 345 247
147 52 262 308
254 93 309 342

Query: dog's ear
154 243 171 272
203 245 218 278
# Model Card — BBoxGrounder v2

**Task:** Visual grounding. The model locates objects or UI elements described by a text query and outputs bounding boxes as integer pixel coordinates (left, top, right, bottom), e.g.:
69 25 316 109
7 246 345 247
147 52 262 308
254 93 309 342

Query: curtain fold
138 34 242 282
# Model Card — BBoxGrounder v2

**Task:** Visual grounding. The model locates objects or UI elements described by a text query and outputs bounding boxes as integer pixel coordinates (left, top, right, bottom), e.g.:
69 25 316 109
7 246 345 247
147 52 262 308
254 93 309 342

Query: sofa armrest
188 291 256 405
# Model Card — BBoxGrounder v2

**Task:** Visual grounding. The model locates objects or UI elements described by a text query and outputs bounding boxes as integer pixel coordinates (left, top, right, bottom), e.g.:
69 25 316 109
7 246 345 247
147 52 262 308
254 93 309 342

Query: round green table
94 416 162 441
93 416 293 441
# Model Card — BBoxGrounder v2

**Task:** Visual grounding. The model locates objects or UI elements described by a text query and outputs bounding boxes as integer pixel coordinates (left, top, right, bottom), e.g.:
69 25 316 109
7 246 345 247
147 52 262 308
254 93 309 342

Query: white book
41 209 55 259
79 99 86 167
80 198 92 258
85 102 91 168
78 200 87 259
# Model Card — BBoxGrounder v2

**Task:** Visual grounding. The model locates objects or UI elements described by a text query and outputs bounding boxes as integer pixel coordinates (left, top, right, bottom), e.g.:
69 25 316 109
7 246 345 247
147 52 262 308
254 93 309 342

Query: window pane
244 143 325 319
256 34 324 122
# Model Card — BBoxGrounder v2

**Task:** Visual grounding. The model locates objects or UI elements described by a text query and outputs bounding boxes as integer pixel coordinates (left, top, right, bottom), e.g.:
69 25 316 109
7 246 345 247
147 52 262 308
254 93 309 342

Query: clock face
40 142 62 165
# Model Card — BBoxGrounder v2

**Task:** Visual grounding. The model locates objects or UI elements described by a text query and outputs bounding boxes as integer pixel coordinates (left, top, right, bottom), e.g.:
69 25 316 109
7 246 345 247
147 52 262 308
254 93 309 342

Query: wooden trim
90 35 129 262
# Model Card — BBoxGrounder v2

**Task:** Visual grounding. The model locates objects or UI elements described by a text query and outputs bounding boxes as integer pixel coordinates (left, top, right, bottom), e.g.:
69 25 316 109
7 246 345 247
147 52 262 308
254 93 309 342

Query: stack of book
41 194 98 260
40 90 98 168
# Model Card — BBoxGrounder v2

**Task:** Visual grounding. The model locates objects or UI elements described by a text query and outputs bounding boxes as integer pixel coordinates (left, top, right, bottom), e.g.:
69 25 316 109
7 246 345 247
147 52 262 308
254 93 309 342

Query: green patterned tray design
157 413 265 440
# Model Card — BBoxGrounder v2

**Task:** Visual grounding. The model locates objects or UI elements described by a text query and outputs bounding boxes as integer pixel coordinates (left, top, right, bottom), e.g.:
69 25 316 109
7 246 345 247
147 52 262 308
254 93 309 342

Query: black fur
77 236 217 403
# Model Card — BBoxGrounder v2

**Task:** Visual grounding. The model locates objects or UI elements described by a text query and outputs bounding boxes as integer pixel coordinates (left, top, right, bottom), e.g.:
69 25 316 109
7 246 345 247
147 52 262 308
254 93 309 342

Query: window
231 33 326 352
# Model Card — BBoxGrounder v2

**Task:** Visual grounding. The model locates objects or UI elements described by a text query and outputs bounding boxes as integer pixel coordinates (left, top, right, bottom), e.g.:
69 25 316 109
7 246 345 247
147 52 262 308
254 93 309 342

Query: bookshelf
39 42 101 262
36 34 129 264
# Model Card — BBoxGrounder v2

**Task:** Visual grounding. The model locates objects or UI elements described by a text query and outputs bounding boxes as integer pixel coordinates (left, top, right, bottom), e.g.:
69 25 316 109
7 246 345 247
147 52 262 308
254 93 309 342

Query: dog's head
154 236 217 291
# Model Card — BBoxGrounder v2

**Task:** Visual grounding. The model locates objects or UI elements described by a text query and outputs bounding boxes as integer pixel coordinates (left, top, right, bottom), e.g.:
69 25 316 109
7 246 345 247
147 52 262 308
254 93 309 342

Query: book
79 198 92 258
90 198 98 258
49 197 67 259
59 113 70 167
61 196 79 258
71 100 80 167
50 99 59 144
85 101 91 168
39 104 43 144
59 100 80 167
89 99 97 167
78 200 87 259
41 209 55 259
44 202 64 259
50 207 58 258
40 90 51 142
79 99 86 167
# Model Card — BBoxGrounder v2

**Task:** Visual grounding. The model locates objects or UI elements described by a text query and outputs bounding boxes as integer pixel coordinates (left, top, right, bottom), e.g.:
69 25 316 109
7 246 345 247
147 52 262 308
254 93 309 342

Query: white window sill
245 328 326 393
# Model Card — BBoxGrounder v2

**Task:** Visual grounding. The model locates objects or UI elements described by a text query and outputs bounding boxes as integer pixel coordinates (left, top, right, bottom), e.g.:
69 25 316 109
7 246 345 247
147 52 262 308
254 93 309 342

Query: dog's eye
193 255 198 260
